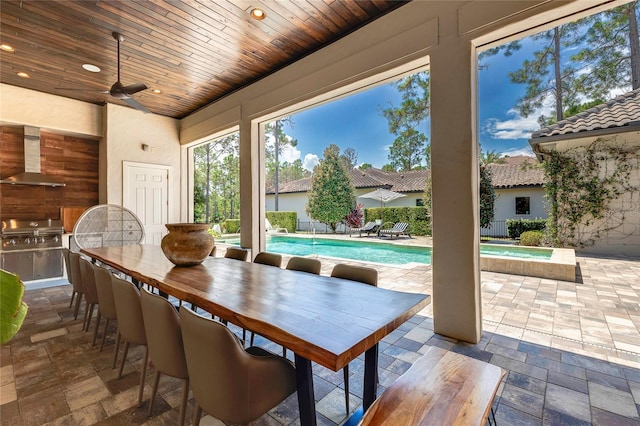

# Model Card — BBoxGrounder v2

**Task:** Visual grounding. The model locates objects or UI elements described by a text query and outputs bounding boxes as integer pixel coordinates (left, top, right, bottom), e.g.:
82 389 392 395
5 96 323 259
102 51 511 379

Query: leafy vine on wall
542 136 640 248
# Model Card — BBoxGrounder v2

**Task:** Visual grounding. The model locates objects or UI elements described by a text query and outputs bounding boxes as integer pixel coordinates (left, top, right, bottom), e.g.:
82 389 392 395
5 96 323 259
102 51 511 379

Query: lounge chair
378 222 411 239
349 221 378 237
265 218 288 234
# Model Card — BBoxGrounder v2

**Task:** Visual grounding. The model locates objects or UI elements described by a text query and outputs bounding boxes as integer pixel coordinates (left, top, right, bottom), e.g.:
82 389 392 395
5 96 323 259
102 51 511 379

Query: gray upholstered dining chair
330 263 378 413
68 252 85 320
140 288 190 426
79 258 99 332
224 246 248 261
286 256 321 275
111 274 149 407
93 265 120 365
180 306 296 425
253 251 282 267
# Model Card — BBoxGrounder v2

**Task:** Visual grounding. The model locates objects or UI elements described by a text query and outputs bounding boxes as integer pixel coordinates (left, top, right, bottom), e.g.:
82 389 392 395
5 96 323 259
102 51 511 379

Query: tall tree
193 133 239 223
482 5 640 125
340 147 358 169
380 72 430 171
265 117 297 210
508 22 586 124
573 1 640 97
479 164 495 229
306 144 356 231
480 149 506 165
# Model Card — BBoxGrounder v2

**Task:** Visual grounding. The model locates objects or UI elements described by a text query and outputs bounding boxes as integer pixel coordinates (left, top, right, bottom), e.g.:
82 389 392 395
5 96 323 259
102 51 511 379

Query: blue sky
278 39 547 171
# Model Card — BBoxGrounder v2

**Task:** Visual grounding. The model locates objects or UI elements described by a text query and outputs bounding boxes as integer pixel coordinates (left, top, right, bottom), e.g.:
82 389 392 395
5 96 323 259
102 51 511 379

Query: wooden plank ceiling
0 0 408 119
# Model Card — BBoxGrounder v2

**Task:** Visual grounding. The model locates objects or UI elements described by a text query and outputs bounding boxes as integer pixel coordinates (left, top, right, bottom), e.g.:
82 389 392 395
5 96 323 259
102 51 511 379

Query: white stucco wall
481 187 547 237
266 189 424 231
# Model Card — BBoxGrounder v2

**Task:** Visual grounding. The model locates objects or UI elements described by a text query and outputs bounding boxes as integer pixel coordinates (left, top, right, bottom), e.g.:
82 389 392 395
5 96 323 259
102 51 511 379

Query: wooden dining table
81 244 430 425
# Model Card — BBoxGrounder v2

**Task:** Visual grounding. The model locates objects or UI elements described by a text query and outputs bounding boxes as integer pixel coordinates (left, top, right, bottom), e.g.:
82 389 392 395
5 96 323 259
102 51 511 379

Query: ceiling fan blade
123 96 150 114
123 82 148 95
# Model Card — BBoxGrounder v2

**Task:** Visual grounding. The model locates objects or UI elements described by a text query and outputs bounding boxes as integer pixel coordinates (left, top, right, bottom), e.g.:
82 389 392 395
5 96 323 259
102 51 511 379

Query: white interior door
123 162 169 245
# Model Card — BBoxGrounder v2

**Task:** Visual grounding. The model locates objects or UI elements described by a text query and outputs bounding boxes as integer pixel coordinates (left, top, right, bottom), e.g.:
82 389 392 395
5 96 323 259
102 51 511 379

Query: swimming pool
218 235 552 266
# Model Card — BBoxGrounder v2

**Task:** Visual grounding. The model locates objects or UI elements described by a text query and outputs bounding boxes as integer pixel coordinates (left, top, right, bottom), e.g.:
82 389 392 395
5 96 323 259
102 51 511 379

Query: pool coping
479 244 576 282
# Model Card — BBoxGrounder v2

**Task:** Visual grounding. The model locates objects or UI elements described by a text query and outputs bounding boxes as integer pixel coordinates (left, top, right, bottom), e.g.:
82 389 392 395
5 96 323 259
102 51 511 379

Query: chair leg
138 346 149 407
92 311 102 346
343 364 350 413
250 331 255 347
69 290 76 308
73 293 83 320
85 303 95 332
148 370 161 416
192 403 202 426
112 331 121 369
119 341 129 379
100 318 110 351
178 378 190 426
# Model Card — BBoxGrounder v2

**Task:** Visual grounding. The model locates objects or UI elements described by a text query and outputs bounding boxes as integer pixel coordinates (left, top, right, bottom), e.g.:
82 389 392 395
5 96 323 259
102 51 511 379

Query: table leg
363 343 379 410
294 353 317 426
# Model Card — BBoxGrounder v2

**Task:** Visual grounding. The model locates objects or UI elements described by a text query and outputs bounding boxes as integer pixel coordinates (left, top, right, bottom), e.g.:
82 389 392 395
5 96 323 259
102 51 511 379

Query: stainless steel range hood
0 126 66 187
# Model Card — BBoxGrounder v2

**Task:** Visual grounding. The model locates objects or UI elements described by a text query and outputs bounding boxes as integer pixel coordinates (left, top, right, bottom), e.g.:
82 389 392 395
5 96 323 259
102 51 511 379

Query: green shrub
223 219 241 234
363 206 431 236
266 211 297 233
506 218 546 239
520 230 544 246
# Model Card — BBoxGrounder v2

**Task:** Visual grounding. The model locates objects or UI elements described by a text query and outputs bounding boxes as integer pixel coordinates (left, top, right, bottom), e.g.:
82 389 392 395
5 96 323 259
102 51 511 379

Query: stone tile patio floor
1 251 639 425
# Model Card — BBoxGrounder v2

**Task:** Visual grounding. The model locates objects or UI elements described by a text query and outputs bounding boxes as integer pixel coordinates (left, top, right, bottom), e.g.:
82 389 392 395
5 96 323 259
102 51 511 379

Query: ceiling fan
57 31 150 113
108 31 149 113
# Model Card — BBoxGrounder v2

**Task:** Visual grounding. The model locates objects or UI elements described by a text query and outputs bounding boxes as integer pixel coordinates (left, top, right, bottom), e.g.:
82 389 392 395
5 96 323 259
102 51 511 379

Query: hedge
364 206 431 236
506 218 546 239
265 211 297 233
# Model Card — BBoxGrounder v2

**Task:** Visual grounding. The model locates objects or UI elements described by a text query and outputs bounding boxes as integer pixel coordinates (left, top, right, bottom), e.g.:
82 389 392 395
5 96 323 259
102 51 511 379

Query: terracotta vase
161 223 215 266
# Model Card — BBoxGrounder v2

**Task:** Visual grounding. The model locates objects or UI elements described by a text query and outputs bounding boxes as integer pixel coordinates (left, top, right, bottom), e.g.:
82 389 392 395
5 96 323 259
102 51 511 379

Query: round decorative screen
72 204 144 250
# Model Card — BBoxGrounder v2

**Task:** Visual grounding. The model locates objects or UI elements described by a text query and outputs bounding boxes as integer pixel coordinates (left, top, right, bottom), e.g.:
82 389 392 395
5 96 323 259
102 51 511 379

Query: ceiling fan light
17 72 30 78
82 63 101 73
250 8 266 20
1 44 15 52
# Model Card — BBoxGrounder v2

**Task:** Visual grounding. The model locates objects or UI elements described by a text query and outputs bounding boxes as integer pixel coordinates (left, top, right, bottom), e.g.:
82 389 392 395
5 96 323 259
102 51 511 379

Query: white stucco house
482 156 547 237
267 156 547 234
529 89 640 257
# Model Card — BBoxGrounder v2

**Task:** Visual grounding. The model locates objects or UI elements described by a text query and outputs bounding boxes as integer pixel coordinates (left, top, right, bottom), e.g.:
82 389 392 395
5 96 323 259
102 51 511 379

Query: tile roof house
267 158 547 234
529 89 640 256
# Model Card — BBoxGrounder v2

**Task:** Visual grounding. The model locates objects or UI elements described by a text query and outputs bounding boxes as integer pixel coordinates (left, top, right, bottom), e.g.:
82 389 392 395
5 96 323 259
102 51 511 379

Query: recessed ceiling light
1 44 14 52
17 72 30 78
250 8 266 20
82 63 101 73
151 89 162 94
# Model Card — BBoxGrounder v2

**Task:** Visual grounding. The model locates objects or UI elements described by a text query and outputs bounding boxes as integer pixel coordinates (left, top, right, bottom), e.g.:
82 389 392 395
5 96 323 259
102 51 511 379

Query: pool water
218 235 552 266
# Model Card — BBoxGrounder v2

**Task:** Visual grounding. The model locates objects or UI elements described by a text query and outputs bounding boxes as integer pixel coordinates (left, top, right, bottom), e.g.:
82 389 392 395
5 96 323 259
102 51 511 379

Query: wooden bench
360 346 505 425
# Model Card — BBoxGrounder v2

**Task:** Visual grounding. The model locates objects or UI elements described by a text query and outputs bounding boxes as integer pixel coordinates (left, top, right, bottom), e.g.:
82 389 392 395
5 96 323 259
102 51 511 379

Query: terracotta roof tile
268 162 543 195
531 89 640 139
487 161 546 188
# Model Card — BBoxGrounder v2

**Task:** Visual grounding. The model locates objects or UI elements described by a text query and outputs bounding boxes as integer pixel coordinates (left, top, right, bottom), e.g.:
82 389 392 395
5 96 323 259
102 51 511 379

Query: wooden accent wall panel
0 126 99 221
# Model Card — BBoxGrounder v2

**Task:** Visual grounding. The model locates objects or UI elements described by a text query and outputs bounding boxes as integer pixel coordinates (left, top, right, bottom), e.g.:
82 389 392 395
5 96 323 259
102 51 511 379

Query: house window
515 197 530 215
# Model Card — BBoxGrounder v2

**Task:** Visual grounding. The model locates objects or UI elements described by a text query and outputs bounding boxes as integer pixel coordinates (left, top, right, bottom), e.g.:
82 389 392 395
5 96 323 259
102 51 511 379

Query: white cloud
485 108 542 140
280 144 301 164
303 153 319 171
502 146 536 157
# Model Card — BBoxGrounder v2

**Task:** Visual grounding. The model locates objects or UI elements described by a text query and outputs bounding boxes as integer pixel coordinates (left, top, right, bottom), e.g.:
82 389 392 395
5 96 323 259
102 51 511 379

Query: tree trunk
628 2 640 89
553 27 563 121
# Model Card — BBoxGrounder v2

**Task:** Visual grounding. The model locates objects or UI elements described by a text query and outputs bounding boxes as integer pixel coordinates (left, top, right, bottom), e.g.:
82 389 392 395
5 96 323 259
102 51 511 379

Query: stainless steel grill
1 219 64 281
